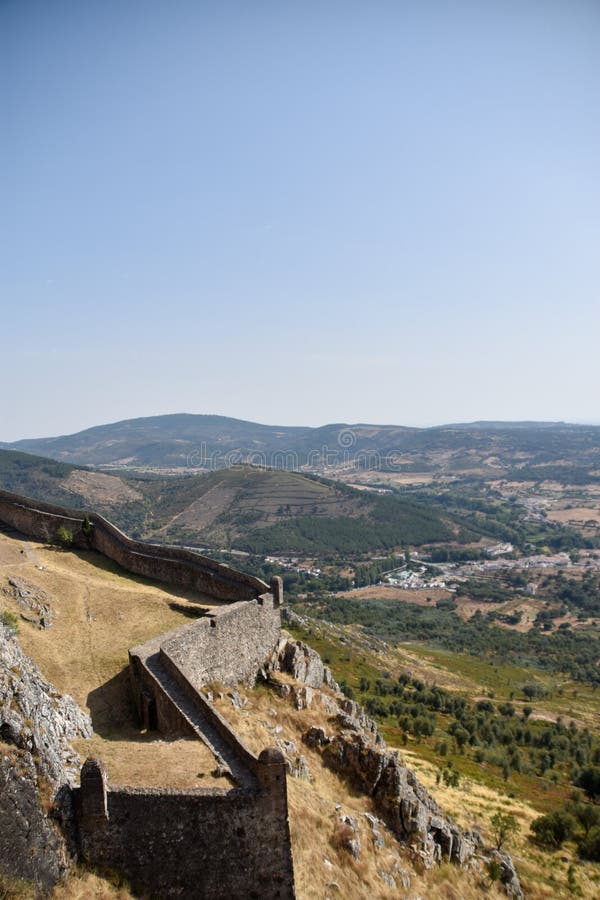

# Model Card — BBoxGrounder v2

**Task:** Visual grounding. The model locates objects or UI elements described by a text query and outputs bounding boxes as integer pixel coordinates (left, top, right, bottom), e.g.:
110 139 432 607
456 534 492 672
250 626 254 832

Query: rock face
0 619 93 891
0 746 69 892
320 731 475 866
0 620 92 788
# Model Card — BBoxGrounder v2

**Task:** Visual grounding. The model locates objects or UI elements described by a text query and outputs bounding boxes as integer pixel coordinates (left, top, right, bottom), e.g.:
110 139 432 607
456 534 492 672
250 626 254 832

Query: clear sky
2 0 599 440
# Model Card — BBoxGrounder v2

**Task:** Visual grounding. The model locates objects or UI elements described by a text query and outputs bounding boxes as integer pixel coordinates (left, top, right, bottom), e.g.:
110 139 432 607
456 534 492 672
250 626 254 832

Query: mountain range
4 414 600 479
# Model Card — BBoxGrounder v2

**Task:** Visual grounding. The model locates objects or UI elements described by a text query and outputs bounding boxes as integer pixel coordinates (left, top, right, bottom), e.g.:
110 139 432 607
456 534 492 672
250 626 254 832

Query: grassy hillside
280 613 600 897
0 449 149 532
1 527 565 900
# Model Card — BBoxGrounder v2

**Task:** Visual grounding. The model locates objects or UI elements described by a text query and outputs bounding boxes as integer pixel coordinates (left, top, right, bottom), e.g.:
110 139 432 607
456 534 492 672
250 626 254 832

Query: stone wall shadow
86 667 146 741
45 545 231 607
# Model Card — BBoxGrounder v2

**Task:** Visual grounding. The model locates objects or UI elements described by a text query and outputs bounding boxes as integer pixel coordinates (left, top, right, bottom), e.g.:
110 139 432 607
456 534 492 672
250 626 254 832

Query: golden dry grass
213 682 567 899
70 734 230 789
0 530 223 784
52 870 133 899
547 506 600 524
0 534 215 709
404 750 600 899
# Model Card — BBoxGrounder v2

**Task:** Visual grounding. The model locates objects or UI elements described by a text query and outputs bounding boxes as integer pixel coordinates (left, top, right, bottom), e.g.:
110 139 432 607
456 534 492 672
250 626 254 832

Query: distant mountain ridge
3 413 600 474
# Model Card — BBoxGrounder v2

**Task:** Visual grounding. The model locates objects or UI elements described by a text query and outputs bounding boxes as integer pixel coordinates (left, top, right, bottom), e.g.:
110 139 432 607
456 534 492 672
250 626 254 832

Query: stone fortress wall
0 488 268 601
75 752 293 900
0 490 295 899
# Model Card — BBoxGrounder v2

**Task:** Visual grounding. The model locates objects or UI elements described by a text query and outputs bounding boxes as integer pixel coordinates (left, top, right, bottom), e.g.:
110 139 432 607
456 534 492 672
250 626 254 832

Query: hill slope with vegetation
0 451 464 555
5 414 600 485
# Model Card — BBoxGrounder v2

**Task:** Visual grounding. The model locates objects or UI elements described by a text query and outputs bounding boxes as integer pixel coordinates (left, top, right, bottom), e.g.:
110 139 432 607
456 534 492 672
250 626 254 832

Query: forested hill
4 414 600 480
0 451 464 555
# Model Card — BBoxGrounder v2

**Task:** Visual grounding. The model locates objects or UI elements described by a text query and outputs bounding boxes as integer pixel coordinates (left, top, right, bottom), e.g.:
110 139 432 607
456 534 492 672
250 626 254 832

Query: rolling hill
0 450 463 555
4 414 600 484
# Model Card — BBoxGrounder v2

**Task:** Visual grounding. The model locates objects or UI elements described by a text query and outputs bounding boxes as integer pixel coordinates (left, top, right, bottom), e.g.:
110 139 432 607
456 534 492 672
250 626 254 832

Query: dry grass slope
0 529 228 786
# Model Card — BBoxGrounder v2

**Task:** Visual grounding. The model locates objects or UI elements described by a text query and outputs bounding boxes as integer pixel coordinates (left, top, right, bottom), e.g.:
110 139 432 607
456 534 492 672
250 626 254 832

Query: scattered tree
490 811 521 850
530 811 576 848
575 766 600 801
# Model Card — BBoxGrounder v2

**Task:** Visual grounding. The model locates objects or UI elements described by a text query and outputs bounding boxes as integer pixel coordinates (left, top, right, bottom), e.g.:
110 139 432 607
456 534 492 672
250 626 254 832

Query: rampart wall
162 594 281 687
75 756 294 900
0 489 269 602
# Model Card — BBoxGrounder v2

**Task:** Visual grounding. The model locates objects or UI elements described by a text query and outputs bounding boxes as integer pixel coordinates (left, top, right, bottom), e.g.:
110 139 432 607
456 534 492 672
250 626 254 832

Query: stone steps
144 653 257 790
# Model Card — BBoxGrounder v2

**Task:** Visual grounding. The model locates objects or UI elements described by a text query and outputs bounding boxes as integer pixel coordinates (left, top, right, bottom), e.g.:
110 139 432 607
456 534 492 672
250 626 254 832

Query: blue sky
2 0 599 440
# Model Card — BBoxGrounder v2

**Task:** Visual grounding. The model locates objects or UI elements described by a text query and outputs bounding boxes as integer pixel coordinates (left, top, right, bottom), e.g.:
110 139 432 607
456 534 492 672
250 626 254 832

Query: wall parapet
76 755 294 899
0 488 268 601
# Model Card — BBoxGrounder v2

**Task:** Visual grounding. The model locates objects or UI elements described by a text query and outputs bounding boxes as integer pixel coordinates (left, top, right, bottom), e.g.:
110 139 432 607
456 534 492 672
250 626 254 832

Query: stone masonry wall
0 489 267 601
75 756 295 900
160 594 282 689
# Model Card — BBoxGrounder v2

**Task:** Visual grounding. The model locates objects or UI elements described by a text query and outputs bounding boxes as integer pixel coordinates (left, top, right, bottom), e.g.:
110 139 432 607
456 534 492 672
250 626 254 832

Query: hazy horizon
4 410 600 445
3 1 599 441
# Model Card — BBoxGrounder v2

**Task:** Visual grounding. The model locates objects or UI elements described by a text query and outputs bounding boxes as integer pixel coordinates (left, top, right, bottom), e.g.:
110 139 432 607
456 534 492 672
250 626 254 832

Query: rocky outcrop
319 730 475 866
0 620 92 788
0 746 69 892
335 697 383 745
273 634 340 692
0 619 93 891
288 629 523 898
489 850 523 899
276 737 312 781
276 615 474 867
3 576 54 629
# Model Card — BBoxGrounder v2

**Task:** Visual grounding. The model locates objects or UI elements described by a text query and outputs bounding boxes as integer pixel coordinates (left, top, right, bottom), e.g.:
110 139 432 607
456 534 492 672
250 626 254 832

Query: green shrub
575 766 600 800
578 825 600 861
81 514 93 536
531 811 576 848
487 858 502 883
56 526 74 547
1 610 19 636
